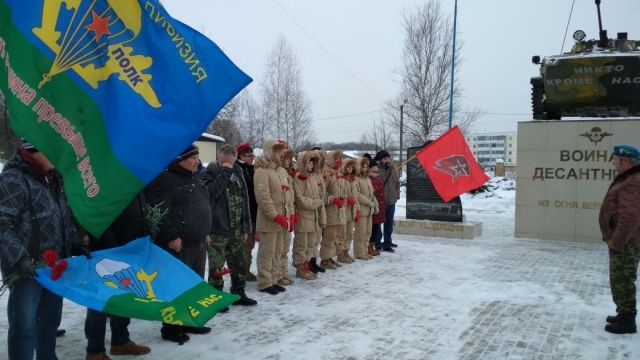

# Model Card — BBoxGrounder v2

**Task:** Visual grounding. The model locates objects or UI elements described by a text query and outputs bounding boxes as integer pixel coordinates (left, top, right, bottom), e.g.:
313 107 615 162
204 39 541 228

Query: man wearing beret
235 142 259 281
599 145 640 334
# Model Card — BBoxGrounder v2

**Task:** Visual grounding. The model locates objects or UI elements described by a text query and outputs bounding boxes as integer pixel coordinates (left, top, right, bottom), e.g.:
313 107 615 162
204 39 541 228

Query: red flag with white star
415 126 490 202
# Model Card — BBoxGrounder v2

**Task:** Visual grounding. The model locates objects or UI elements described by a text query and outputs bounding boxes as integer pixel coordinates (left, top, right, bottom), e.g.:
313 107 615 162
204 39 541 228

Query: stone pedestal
394 216 482 240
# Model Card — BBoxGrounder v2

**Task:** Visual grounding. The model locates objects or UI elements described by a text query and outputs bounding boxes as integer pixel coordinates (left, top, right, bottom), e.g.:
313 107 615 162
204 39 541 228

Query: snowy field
1 179 639 359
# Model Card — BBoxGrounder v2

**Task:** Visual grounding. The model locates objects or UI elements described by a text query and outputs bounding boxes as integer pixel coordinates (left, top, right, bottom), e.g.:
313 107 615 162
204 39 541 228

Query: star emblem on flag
434 155 470 182
84 11 111 42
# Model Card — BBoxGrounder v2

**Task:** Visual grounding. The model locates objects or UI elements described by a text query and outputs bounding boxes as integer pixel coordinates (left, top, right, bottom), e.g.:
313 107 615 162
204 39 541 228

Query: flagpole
448 0 458 129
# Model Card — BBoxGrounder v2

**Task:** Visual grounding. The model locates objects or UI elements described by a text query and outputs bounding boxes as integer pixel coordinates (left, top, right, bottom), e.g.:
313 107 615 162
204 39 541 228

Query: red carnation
42 250 57 268
50 260 68 281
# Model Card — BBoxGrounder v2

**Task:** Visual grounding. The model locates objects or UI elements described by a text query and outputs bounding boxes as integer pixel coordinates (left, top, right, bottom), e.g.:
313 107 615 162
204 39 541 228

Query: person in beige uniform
292 151 325 280
279 148 297 286
339 158 359 263
353 156 378 260
254 139 290 295
308 150 328 274
320 150 348 269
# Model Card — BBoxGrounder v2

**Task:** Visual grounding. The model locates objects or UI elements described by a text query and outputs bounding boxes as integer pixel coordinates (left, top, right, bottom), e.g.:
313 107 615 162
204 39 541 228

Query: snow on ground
1 178 639 359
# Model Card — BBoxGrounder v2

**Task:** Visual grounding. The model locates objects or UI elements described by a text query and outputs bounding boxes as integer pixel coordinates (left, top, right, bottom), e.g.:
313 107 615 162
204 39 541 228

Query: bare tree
361 115 396 153
235 89 264 146
0 90 20 161
260 35 316 150
388 0 482 147
206 97 243 146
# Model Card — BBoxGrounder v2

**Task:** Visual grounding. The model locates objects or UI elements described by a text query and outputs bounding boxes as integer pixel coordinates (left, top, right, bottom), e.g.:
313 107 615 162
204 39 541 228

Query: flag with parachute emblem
35 238 239 326
0 0 252 236
415 126 490 202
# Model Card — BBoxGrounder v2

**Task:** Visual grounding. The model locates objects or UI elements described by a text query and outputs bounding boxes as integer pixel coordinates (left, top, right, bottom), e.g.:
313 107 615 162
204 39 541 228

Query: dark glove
274 214 288 229
76 245 92 259
16 257 38 279
332 198 344 209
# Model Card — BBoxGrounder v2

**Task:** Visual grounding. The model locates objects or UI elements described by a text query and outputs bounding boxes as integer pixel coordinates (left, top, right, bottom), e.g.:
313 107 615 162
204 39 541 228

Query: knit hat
177 145 199 160
368 157 378 169
613 145 640 159
311 146 322 151
236 142 252 155
375 150 390 161
22 139 38 153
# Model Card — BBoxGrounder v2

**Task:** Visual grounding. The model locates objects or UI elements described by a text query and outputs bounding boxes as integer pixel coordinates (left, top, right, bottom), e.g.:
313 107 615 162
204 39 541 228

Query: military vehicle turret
531 0 640 120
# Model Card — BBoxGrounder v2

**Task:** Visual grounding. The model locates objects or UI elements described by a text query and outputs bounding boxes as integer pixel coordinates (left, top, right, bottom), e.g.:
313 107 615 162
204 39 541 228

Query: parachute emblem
32 0 161 108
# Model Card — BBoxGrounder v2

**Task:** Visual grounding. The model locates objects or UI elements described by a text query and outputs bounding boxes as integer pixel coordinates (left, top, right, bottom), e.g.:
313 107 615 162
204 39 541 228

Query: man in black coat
0 141 89 359
84 191 151 359
235 142 259 281
145 145 213 343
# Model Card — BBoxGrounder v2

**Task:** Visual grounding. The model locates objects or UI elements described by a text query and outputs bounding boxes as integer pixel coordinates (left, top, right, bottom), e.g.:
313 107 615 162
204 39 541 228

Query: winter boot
259 286 279 295
320 259 338 270
368 243 380 256
277 278 293 286
607 314 620 324
309 257 326 273
605 313 637 334
161 324 190 345
296 263 316 280
231 289 258 306
337 250 354 264
306 262 318 278
273 284 286 292
329 258 343 268
109 341 151 356
86 353 111 360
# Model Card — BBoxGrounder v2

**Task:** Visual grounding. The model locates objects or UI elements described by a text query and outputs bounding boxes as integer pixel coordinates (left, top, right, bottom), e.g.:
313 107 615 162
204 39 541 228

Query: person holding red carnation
253 139 290 295
0 140 89 359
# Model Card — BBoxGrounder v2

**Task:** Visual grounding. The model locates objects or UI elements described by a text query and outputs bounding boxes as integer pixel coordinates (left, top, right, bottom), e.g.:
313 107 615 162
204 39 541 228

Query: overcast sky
162 0 639 143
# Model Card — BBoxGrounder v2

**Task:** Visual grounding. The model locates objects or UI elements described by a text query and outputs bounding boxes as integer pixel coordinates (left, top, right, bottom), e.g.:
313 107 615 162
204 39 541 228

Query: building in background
465 132 517 168
195 133 225 163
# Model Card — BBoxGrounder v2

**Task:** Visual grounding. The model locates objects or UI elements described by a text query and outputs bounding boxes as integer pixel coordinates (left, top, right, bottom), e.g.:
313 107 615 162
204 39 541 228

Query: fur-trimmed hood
356 157 370 178
282 149 296 171
254 139 288 169
297 151 320 175
324 150 343 170
342 158 358 178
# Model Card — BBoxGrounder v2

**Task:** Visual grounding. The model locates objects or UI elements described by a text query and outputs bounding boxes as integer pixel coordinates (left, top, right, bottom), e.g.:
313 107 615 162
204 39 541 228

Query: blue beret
613 145 640 159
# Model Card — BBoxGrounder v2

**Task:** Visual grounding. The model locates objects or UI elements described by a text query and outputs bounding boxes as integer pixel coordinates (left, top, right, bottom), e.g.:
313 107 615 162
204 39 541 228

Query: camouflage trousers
207 233 248 293
609 244 640 314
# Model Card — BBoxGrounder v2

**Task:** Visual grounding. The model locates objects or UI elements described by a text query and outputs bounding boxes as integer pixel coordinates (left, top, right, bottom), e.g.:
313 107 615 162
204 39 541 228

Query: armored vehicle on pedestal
531 0 640 120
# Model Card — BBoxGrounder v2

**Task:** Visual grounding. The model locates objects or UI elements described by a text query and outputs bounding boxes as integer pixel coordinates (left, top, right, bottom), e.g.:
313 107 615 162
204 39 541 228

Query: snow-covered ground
1 178 639 359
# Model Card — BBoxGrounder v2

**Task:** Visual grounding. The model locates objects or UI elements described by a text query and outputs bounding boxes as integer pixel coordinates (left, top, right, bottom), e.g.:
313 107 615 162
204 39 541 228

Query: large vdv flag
415 126 490 202
35 238 238 327
0 0 252 236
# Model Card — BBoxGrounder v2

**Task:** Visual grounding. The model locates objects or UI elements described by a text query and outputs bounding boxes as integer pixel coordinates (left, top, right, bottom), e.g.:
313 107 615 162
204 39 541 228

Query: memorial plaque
406 143 463 222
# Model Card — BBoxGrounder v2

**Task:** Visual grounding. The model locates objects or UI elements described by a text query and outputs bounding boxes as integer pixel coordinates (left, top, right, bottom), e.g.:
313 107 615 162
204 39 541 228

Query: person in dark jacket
376 150 400 250
145 144 213 343
235 142 258 281
599 145 640 334
202 144 257 307
369 158 389 253
0 141 89 360
84 192 151 360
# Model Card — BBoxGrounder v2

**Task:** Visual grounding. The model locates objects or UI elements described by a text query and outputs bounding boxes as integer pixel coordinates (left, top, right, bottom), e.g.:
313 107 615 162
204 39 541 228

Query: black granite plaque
406 143 463 222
